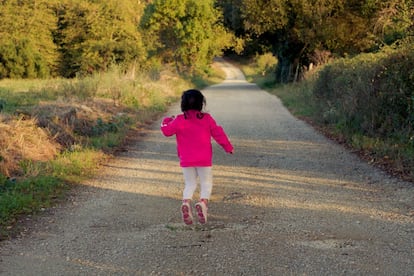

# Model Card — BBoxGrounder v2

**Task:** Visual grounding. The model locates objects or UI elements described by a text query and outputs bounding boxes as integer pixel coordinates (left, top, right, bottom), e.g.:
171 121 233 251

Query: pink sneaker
181 200 193 225
195 199 208 224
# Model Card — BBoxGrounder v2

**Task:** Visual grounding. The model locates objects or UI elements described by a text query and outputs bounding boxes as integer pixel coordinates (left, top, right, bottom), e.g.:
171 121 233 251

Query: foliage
2 0 412 81
218 0 414 83
141 0 234 74
0 0 146 79
311 41 414 178
313 41 414 139
0 0 58 78
255 53 278 76
53 0 146 77
373 0 414 44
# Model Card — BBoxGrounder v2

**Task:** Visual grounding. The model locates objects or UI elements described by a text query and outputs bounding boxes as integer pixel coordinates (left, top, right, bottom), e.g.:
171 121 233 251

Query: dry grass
0 115 60 177
0 62 223 178
0 68 192 177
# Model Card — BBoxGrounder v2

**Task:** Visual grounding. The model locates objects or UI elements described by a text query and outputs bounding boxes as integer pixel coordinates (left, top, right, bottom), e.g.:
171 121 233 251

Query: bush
255 53 278 76
313 44 414 139
311 42 414 179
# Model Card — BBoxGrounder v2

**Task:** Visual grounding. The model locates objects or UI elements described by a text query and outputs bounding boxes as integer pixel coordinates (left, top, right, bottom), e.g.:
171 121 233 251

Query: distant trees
218 0 414 83
1 0 412 80
0 0 233 79
0 0 146 79
54 0 146 77
0 0 58 78
140 0 234 74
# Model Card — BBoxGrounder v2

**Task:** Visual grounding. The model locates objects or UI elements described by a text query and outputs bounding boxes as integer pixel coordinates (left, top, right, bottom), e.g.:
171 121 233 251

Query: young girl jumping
160 89 233 225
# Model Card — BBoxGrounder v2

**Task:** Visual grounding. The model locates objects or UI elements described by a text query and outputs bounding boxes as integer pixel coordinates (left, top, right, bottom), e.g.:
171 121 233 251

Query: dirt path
1 59 413 275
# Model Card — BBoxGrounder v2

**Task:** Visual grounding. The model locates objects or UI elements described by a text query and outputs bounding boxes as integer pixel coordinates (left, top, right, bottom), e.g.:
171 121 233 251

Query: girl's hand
161 116 175 126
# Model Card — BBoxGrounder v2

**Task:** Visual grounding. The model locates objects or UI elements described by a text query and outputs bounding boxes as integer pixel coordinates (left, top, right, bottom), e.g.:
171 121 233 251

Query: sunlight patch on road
232 138 329 151
214 165 372 192
81 158 183 200
213 165 413 224
80 155 412 225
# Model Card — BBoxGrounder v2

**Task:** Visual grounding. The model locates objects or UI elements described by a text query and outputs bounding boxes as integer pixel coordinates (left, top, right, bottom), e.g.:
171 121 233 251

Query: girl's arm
160 116 177 136
210 117 233 153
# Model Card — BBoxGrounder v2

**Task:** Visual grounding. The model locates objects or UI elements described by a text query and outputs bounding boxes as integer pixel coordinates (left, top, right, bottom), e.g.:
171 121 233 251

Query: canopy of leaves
218 0 414 83
0 0 58 78
141 0 234 73
54 0 146 77
0 0 146 79
0 0 412 80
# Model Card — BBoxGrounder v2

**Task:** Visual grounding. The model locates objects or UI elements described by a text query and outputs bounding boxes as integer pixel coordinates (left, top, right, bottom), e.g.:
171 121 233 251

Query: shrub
255 53 278 76
311 42 414 179
313 44 414 139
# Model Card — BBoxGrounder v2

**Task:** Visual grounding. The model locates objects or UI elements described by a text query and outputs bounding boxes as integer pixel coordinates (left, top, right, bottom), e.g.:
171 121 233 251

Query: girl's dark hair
181 89 206 118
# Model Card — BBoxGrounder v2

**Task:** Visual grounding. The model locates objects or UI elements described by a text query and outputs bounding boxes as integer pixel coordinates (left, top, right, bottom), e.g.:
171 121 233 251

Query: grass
270 82 316 118
0 175 64 238
0 63 225 239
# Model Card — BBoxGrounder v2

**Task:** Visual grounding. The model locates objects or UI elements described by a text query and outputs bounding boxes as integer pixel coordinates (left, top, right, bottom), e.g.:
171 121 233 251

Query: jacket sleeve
210 116 233 153
160 116 177 136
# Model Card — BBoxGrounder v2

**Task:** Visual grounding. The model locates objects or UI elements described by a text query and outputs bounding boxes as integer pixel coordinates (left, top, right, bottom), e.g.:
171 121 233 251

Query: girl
160 89 233 225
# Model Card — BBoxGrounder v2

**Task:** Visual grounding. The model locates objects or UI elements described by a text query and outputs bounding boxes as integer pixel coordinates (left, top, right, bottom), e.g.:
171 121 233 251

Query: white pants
182 167 213 200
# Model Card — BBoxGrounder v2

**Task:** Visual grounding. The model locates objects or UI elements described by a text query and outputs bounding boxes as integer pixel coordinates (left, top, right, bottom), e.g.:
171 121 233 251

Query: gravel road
1 59 413 275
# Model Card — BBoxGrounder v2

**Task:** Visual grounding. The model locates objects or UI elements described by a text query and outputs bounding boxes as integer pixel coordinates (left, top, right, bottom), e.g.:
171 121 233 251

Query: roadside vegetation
237 41 414 183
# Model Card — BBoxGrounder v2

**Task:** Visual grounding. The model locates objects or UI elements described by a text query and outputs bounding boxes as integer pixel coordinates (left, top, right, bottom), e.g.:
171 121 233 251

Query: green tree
141 0 233 73
0 0 58 78
373 0 414 44
220 0 412 83
238 0 382 82
54 0 145 77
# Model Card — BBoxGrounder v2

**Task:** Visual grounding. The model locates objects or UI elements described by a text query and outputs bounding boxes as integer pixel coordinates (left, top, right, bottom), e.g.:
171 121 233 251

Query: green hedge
313 43 414 140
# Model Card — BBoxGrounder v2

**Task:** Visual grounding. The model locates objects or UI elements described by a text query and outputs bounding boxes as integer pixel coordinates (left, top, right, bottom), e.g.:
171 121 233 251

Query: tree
0 0 58 78
220 0 412 83
54 0 146 77
238 0 383 82
373 0 414 44
141 0 233 73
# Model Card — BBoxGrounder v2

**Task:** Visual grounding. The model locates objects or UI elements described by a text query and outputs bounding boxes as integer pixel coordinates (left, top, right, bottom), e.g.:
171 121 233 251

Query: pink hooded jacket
161 110 233 167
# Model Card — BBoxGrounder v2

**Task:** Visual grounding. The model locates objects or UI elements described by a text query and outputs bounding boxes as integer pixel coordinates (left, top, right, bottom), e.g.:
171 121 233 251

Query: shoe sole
181 204 193 225
195 203 207 224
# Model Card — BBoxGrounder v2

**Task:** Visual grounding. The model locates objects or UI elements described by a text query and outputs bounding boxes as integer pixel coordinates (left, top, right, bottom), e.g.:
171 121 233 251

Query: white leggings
182 167 213 200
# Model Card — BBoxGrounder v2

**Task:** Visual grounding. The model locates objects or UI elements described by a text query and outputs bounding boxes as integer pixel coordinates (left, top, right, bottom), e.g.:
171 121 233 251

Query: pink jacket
161 110 233 167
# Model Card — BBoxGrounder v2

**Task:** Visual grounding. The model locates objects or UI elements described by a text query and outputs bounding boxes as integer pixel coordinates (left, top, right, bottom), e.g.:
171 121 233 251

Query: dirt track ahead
1 59 413 275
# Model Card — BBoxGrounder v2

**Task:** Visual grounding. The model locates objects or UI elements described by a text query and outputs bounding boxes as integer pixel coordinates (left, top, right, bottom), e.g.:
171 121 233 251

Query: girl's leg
196 166 213 200
195 167 212 224
181 167 198 225
182 167 198 200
